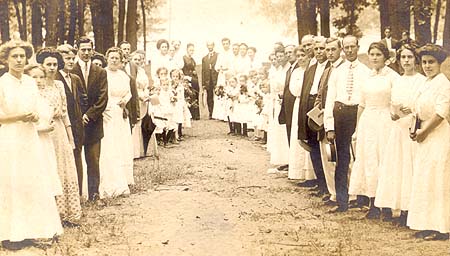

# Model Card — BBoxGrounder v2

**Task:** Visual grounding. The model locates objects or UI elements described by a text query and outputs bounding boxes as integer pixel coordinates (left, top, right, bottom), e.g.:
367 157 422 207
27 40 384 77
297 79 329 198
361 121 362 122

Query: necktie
346 62 354 102
65 73 72 92
84 62 89 87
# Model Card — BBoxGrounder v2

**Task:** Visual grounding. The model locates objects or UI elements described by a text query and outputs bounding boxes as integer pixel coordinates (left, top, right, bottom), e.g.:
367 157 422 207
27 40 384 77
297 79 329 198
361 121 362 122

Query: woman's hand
400 106 412 115
411 129 428 143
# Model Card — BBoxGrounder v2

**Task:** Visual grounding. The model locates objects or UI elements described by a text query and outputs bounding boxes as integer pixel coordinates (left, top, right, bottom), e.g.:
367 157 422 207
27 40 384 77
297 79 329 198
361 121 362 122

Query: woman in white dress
25 64 63 197
349 42 399 219
99 47 134 198
408 44 450 241
0 40 63 249
287 48 314 180
151 39 170 81
374 44 425 226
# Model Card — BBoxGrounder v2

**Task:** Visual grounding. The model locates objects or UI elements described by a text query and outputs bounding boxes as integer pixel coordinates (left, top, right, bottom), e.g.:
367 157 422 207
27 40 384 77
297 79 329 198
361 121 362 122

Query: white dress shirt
324 59 371 131
78 59 91 85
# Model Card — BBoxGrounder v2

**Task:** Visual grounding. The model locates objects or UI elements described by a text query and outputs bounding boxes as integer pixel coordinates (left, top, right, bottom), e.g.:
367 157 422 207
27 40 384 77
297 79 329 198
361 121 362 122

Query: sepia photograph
0 0 450 255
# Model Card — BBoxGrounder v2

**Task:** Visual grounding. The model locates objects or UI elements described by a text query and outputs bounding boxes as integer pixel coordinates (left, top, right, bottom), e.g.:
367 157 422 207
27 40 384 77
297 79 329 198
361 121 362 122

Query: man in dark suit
298 36 330 197
72 37 108 201
201 41 218 119
118 41 140 130
313 37 345 206
56 44 88 195
380 27 398 52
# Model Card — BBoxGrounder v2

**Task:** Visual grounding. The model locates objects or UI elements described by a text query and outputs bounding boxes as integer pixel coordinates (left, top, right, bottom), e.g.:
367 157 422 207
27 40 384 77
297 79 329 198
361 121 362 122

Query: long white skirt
268 99 289 165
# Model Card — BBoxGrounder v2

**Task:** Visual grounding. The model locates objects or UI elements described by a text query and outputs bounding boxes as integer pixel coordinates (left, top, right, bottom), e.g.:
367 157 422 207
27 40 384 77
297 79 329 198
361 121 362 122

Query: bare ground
1 120 449 256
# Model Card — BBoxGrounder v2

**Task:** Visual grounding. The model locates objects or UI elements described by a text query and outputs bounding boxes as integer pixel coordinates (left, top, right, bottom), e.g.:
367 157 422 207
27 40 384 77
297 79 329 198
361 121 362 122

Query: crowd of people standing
1 29 450 251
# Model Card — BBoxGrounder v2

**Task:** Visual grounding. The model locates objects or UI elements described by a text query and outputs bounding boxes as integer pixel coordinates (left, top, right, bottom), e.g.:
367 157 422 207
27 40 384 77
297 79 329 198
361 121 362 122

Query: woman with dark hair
92 52 107 68
98 47 133 198
36 47 82 227
151 39 170 80
182 43 200 120
349 42 400 220
407 44 450 241
375 44 426 226
0 40 63 249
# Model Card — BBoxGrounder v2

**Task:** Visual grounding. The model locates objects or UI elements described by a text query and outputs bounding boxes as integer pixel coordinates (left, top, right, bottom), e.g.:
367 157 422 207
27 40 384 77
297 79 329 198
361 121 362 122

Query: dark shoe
327 205 348 213
1 240 35 251
365 207 381 219
310 190 326 198
423 232 449 241
414 230 434 239
322 194 331 202
297 180 318 188
277 165 288 171
348 200 360 209
324 200 338 207
381 208 393 222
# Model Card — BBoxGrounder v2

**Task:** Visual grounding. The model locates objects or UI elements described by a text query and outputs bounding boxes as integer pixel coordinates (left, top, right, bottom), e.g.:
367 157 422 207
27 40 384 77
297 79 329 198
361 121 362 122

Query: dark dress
182 55 200 119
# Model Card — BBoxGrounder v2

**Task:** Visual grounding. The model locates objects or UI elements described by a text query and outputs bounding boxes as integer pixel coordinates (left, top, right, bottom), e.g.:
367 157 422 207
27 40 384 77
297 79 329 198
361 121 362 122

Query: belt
335 101 357 109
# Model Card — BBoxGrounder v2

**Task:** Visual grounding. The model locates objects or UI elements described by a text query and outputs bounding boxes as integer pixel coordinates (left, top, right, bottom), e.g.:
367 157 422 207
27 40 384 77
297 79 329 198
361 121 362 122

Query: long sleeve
86 68 108 121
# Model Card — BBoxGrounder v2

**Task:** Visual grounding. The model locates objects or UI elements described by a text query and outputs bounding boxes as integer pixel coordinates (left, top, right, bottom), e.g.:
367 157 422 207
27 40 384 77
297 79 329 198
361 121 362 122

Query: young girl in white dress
234 74 251 137
225 76 239 135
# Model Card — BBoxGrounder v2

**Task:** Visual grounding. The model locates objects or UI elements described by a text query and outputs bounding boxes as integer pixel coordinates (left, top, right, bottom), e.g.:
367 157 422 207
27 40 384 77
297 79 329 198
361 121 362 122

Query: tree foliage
330 0 370 37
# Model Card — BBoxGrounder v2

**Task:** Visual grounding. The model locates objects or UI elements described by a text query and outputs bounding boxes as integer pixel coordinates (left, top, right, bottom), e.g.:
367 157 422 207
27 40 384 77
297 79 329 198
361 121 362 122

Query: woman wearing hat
349 42 400 220
375 44 426 226
407 44 450 241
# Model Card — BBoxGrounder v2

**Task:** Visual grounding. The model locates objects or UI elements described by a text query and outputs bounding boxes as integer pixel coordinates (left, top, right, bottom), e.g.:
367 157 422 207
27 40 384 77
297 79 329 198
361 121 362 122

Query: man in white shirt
324 35 370 212
297 36 330 193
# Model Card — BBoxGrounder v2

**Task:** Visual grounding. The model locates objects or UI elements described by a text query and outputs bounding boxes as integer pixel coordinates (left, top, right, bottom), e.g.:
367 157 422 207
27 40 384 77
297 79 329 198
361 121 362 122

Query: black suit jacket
56 72 87 149
279 62 299 126
124 62 139 126
201 52 218 89
297 61 331 141
72 62 108 145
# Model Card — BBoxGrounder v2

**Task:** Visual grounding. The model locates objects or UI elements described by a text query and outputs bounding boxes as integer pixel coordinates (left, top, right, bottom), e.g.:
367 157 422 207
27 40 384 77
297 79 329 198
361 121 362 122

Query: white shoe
267 168 278 174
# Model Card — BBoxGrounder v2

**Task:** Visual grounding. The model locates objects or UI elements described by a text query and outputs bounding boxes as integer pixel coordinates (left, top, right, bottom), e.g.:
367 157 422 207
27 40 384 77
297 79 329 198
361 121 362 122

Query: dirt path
1 120 449 256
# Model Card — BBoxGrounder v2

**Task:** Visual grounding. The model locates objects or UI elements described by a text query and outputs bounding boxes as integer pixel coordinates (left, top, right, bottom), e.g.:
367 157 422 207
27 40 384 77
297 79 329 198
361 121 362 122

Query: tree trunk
413 0 432 46
90 0 103 53
13 0 24 40
31 0 43 49
432 0 441 44
295 0 317 44
378 0 389 38
67 0 77 45
77 0 84 38
57 0 66 44
126 0 138 51
0 0 10 43
443 0 450 52
118 0 125 43
46 0 59 46
387 0 411 40
21 0 27 40
141 0 146 51
103 0 114 50
319 0 330 37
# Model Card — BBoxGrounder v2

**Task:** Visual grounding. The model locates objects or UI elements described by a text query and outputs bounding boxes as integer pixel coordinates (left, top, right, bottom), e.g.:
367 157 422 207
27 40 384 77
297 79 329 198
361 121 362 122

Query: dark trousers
73 147 83 196
306 95 326 190
333 102 358 208
84 141 101 200
206 87 214 118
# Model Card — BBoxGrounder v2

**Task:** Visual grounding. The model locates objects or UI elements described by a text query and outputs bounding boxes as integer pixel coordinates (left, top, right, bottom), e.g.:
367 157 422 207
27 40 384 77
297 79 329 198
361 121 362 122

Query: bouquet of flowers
214 85 225 98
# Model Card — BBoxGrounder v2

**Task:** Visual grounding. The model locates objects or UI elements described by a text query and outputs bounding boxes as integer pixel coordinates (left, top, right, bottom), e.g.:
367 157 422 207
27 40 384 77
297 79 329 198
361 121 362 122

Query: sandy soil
1 120 449 256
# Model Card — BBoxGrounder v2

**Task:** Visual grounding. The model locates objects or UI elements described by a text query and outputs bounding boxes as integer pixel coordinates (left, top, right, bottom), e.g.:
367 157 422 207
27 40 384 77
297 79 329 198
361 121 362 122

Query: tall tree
378 0 389 38
77 0 84 38
330 0 369 37
57 0 66 44
21 0 27 40
432 0 442 44
319 0 330 37
443 0 450 52
295 0 318 43
387 0 411 40
12 0 25 40
46 0 59 46
126 0 138 51
141 0 146 51
0 0 10 43
117 0 125 43
90 0 114 53
413 0 432 46
103 0 114 50
67 0 77 45
31 0 43 48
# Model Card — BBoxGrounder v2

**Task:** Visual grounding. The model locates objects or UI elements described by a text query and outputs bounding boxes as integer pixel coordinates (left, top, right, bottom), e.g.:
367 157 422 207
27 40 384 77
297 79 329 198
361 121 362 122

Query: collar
59 70 69 77
370 66 390 76
317 60 328 68
78 59 91 67
332 58 344 68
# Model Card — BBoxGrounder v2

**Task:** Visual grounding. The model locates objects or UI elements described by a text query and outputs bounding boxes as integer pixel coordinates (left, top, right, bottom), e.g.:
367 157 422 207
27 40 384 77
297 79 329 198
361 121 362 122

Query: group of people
0 35 201 250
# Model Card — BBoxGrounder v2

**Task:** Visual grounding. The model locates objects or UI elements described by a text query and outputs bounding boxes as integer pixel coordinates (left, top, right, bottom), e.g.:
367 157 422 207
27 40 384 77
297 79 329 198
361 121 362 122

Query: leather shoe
365 208 381 219
324 200 338 207
297 180 318 188
327 206 348 213
322 195 331 202
423 232 449 241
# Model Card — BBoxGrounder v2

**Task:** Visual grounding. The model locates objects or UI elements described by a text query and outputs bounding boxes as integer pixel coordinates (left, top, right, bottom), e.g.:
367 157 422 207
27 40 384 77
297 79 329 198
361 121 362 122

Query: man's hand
326 131 335 142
